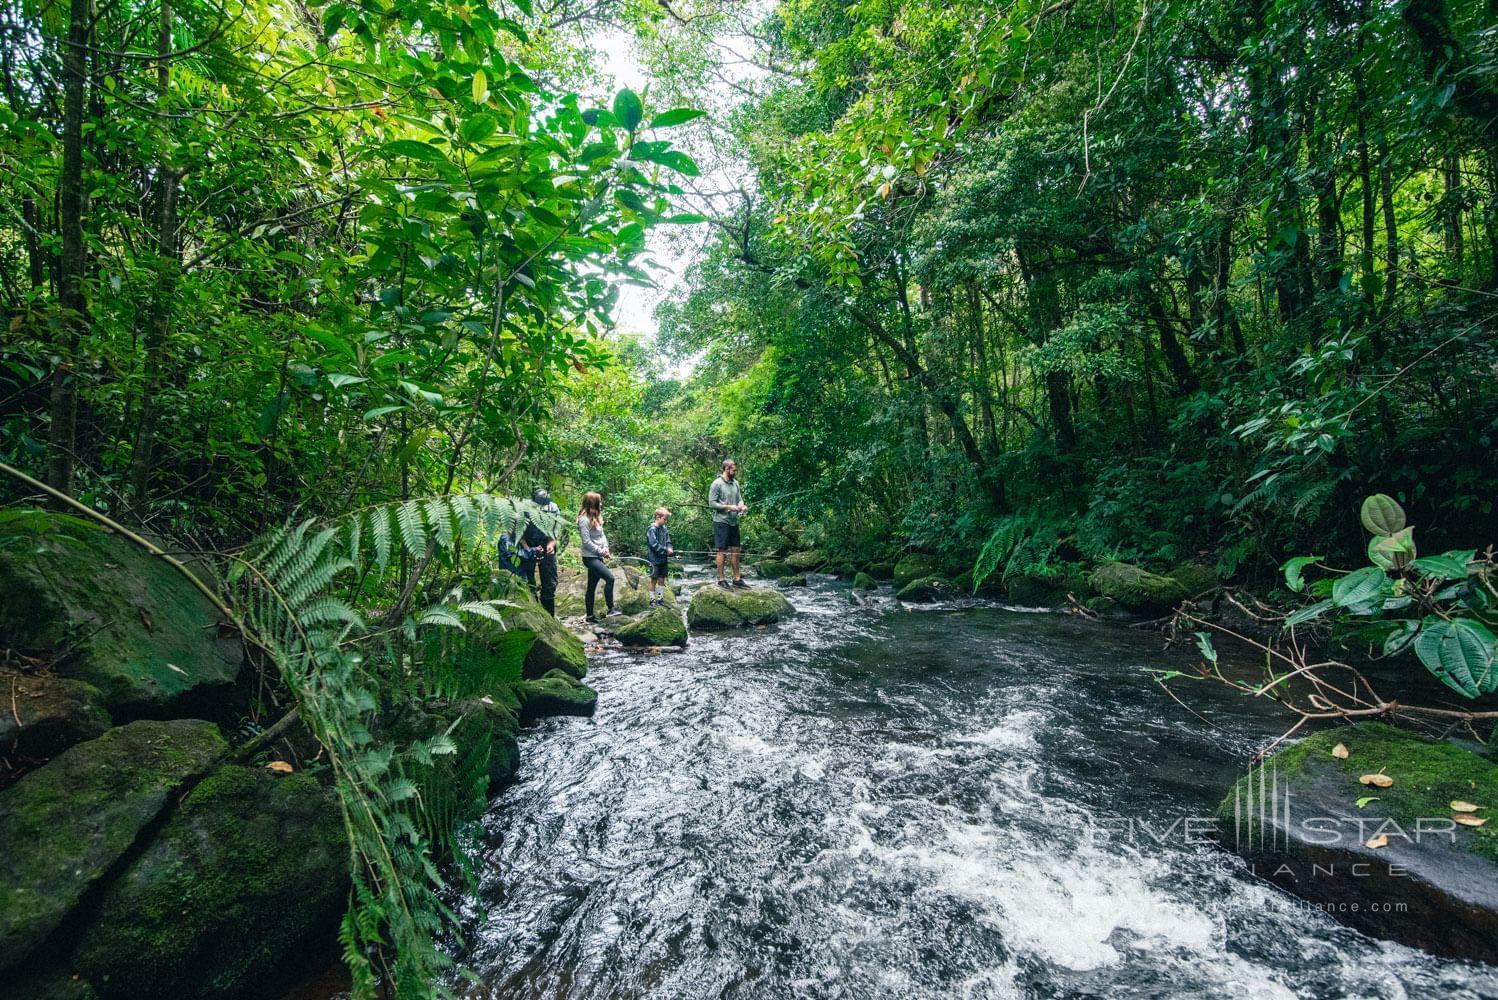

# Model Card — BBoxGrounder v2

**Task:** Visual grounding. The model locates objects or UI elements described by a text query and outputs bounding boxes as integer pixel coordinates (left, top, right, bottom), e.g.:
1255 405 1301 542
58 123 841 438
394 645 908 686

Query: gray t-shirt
577 516 609 559
709 476 742 525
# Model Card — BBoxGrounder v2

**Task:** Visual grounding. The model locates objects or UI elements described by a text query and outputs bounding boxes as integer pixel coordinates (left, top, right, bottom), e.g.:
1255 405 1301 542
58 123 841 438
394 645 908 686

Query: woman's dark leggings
583 556 614 616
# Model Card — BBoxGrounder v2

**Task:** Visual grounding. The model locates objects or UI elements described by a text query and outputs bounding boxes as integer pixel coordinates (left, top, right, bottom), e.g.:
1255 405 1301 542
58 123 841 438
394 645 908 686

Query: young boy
645 507 674 606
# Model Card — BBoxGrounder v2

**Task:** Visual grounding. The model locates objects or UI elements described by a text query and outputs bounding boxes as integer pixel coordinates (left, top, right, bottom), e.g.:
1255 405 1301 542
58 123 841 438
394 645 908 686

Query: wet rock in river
686 586 794 630
1089 562 1187 615
612 605 687 648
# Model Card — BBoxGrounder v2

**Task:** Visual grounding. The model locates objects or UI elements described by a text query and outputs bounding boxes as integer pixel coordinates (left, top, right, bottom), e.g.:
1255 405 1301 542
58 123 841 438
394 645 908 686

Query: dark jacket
522 501 561 549
646 522 672 564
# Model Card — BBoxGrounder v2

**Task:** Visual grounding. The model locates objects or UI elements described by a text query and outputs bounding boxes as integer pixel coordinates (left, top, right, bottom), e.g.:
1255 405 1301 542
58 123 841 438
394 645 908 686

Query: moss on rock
1004 573 1065 606
779 573 808 587
613 606 687 648
0 515 243 716
853 572 877 591
0 719 225 971
0 671 111 768
686 586 794 630
520 670 598 723
892 553 942 589
1167 563 1219 596
484 573 586 679
865 562 896 580
1089 562 1188 614
895 576 953 603
754 559 794 579
783 550 825 572
614 578 675 616
71 764 346 999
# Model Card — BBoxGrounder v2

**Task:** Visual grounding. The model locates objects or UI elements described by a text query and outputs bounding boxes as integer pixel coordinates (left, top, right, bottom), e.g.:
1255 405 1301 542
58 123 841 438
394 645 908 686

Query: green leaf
1194 631 1218 666
1382 620 1419 657
654 150 699 176
651 108 705 128
1411 550 1476 582
362 405 403 421
1414 618 1498 698
1368 527 1416 571
380 140 448 164
327 373 366 389
1332 566 1388 609
1285 599 1334 628
1360 494 1406 535
613 89 643 131
471 69 488 105
1281 555 1321 593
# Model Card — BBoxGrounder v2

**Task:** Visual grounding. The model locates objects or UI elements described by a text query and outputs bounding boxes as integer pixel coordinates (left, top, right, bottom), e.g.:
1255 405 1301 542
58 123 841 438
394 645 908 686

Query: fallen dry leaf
1451 800 1481 813
1454 814 1488 828
1359 773 1394 788
265 760 294 774
1365 834 1388 849
1332 743 1349 759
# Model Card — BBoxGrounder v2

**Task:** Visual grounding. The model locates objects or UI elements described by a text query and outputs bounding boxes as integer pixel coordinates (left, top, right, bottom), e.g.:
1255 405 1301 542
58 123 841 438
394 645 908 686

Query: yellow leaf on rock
1359 773 1394 788
1454 814 1488 828
1365 834 1388 849
1332 743 1349 759
266 760 294 774
1451 800 1481 813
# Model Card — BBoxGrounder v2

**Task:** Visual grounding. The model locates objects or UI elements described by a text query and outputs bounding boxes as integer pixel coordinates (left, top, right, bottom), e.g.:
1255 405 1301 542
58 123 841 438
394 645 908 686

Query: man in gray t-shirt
709 458 748 589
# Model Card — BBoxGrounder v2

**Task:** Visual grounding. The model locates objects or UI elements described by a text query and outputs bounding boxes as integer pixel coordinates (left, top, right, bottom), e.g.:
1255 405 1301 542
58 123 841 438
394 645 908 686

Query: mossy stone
0 515 243 716
72 764 346 999
783 550 826 572
1004 573 1065 606
754 559 794 579
0 672 112 768
614 579 675 616
484 574 587 679
895 576 953 603
1089 562 1188 614
1167 563 1219 596
779 574 808 588
892 554 940 589
614 606 687 648
0 719 225 971
865 562 896 581
686 586 794 630
853 572 877 591
520 670 598 722
952 570 974 593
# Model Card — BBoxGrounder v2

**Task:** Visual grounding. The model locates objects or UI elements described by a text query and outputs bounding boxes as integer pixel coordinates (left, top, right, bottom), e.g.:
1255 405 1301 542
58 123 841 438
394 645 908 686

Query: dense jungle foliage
2 0 1496 992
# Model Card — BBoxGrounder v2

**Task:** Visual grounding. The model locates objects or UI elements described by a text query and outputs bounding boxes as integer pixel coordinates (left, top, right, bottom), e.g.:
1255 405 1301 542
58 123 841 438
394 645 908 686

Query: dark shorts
713 522 741 551
648 561 668 582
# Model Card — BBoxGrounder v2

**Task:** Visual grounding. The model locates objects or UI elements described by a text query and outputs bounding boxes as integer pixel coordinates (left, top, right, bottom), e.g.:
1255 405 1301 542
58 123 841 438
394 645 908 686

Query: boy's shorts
713 522 741 551
649 561 668 582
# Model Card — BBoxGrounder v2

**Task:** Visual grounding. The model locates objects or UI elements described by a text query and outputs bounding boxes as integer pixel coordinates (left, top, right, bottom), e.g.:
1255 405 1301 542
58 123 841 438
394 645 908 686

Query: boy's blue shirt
646 522 671 562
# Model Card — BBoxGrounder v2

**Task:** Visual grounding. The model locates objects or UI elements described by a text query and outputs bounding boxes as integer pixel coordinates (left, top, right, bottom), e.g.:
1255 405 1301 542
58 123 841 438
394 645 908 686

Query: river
449 570 1498 999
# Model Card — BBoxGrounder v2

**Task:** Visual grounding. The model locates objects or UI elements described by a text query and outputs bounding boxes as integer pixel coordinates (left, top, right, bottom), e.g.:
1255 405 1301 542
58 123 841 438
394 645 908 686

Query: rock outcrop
686 586 794 630
895 576 954 603
1217 723 1498 963
612 605 688 648
853 572 877 590
0 719 226 972
892 553 941 590
0 672 112 772
484 573 587 679
519 670 599 723
1089 562 1188 615
0 516 243 717
70 764 347 999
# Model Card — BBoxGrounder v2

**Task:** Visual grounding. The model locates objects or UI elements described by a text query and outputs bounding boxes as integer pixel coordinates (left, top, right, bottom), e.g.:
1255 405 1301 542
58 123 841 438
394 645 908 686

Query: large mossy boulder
1089 562 1188 615
779 573 808 588
686 586 794 630
0 672 112 770
754 559 794 579
614 578 675 616
895 576 954 603
0 719 225 971
485 573 587 679
853 572 877 591
613 606 687 648
1166 563 1220 597
0 515 243 717
783 550 825 572
519 670 598 723
1217 724 1498 963
864 562 896 581
1004 572 1066 606
892 553 941 589
71 764 346 999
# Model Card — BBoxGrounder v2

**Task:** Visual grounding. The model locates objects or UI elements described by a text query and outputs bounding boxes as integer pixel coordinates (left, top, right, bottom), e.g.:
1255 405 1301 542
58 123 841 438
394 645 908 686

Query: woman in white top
577 491 617 622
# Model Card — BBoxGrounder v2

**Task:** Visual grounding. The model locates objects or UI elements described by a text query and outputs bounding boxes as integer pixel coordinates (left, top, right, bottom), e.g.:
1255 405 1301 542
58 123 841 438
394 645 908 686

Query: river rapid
450 570 1498 999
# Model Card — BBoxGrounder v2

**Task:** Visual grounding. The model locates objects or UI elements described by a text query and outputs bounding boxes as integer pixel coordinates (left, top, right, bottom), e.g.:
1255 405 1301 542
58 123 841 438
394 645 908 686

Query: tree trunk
47 0 91 497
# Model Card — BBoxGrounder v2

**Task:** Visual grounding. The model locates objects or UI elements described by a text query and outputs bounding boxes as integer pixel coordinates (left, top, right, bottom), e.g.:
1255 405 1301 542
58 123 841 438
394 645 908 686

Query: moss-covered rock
754 559 794 579
483 573 586 679
1004 573 1066 606
1089 562 1188 614
71 763 346 999
614 578 675 616
687 586 794 630
0 671 111 769
895 576 954 603
519 670 599 723
613 606 687 648
0 515 243 717
779 573 808 588
1217 724 1498 962
1166 563 1219 596
864 562 896 581
0 719 225 971
853 572 877 591
892 553 940 589
952 570 974 593
783 550 826 572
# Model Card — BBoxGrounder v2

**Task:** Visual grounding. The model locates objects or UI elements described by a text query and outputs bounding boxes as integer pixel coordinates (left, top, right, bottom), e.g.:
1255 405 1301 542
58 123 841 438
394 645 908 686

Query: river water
450 571 1498 999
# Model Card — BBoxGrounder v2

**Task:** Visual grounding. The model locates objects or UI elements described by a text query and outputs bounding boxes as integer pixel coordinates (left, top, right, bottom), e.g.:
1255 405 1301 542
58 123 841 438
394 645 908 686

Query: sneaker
732 578 750 589
717 579 731 590
585 614 600 624
605 607 622 617
649 597 662 607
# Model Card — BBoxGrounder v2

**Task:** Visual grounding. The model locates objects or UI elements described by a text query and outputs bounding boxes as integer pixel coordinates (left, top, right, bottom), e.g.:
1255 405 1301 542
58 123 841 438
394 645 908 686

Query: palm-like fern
227 492 562 996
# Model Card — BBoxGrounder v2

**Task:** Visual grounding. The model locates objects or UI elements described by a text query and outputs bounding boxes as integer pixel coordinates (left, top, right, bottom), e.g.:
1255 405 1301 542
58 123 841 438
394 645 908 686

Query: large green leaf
1411 550 1476 582
651 108 705 128
1331 565 1388 610
1413 619 1498 698
1280 554 1321 593
613 89 644 131
1360 494 1406 535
